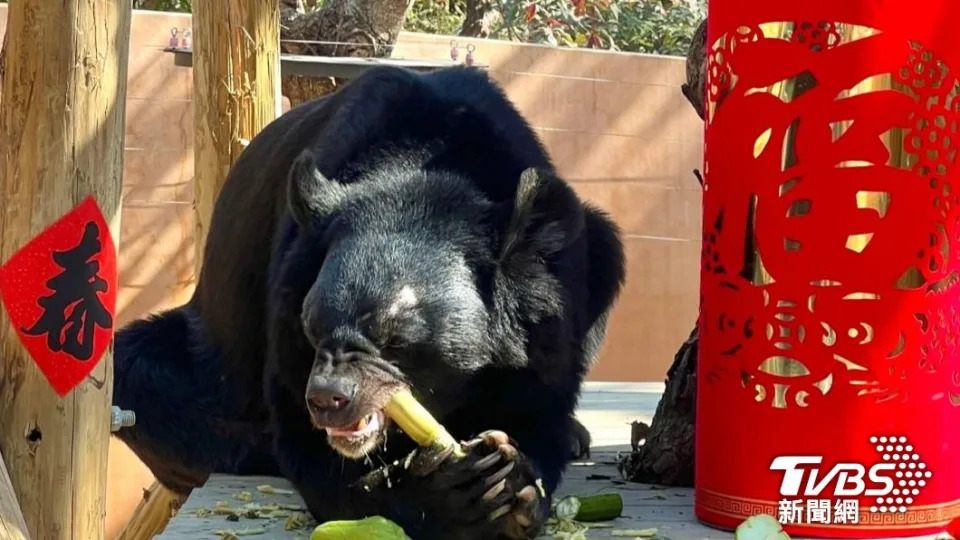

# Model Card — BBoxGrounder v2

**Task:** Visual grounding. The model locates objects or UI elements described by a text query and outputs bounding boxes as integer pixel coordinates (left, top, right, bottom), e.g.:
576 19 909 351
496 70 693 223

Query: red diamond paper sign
0 196 117 396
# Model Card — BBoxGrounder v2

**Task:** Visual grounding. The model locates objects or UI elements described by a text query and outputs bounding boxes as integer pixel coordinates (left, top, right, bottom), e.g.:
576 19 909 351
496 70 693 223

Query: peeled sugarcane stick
353 389 466 492
383 389 466 459
318 390 465 538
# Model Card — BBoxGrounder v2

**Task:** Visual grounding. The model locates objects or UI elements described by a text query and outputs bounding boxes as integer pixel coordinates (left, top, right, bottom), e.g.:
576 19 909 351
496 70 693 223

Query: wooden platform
154 384 953 539
157 383 718 539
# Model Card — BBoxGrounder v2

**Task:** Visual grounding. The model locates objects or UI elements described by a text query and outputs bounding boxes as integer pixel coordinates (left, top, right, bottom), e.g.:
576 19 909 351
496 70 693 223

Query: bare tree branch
279 0 414 105
460 0 498 38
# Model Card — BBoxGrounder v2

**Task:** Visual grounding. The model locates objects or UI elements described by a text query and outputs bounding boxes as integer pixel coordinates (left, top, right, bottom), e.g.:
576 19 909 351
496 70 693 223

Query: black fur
113 65 625 538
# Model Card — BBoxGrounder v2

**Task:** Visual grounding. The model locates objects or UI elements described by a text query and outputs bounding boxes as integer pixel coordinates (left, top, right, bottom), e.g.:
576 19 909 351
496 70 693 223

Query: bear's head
287 149 585 458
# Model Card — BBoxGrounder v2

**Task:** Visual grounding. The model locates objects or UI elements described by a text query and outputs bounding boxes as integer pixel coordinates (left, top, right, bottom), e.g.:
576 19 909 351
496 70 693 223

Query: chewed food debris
610 528 659 537
193 500 313 530
284 512 311 530
213 526 271 538
257 484 295 495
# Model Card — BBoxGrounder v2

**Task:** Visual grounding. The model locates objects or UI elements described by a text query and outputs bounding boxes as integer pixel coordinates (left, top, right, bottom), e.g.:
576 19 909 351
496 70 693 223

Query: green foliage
404 0 466 37
133 0 191 12
129 0 703 57
405 0 705 56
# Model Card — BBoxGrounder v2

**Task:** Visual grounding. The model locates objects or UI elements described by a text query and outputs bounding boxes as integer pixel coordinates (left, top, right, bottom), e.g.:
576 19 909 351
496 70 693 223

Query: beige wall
0 8 704 383
396 34 705 384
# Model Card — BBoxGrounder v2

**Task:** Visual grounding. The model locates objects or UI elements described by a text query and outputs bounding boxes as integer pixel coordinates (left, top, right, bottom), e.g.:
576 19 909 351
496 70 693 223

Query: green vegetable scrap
734 514 791 540
309 516 412 540
554 493 623 522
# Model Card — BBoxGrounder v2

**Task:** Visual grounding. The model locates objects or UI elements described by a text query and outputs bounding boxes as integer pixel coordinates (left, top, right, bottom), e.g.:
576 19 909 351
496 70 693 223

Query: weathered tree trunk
618 327 698 486
681 19 707 122
0 450 29 540
460 0 499 38
0 31 7 87
619 19 706 487
0 1 131 538
193 0 281 276
279 0 415 105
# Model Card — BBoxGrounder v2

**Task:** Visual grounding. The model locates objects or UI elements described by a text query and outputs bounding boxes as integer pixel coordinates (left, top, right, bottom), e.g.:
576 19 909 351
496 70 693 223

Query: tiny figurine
449 40 459 62
465 44 476 66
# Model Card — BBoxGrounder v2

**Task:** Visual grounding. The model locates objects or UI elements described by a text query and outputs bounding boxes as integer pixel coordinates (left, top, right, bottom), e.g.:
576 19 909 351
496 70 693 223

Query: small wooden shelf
164 47 485 79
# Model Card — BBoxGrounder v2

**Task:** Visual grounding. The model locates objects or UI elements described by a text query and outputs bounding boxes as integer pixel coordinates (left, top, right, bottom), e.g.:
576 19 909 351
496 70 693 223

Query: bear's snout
305 375 357 424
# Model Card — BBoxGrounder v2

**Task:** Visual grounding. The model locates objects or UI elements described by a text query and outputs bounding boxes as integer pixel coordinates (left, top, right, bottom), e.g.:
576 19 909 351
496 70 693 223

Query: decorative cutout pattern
701 21 960 408
697 5 960 537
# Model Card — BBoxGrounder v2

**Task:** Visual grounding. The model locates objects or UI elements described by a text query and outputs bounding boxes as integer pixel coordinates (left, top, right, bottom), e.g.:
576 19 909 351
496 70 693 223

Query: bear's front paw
464 430 548 539
406 430 548 540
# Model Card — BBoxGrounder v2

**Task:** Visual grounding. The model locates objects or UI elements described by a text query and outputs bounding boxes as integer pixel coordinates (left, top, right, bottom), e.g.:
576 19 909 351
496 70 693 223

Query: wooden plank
0 1 131 538
0 449 29 540
158 459 716 539
115 481 187 540
157 475 313 539
159 387 728 539
167 48 485 79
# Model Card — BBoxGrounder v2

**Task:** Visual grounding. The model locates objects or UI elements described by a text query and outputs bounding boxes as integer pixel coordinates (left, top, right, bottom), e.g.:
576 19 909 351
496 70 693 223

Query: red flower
573 0 587 17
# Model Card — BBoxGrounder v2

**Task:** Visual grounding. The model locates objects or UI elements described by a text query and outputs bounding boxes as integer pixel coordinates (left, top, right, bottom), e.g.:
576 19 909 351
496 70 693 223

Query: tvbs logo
770 436 933 525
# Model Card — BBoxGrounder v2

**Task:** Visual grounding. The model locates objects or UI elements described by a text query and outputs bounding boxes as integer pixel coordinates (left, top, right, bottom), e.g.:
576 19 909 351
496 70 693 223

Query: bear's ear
287 150 350 231
497 167 585 264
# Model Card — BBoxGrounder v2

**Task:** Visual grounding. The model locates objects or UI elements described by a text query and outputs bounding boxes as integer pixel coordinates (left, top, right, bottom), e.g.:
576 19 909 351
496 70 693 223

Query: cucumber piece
555 493 623 522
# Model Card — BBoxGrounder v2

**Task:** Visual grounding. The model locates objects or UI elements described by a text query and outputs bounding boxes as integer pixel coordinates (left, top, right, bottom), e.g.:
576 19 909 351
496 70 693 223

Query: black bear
113 65 625 539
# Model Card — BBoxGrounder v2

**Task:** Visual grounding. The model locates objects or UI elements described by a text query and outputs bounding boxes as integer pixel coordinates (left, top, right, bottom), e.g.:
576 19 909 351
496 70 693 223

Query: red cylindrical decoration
697 1 960 538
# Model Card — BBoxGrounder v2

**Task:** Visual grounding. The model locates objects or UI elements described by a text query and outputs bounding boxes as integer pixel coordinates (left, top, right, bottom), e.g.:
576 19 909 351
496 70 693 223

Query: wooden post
115 481 186 540
0 1 131 539
0 450 29 540
193 0 281 275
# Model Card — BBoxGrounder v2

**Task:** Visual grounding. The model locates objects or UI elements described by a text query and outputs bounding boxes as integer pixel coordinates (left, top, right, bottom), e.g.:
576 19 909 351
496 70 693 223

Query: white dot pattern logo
870 435 931 513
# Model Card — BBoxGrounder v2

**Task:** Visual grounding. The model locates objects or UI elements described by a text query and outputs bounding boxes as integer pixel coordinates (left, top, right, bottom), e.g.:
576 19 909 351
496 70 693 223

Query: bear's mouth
322 410 389 458
324 410 386 438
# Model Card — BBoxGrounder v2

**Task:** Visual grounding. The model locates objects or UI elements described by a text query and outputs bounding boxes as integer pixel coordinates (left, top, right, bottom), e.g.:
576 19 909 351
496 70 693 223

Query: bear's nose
306 376 357 413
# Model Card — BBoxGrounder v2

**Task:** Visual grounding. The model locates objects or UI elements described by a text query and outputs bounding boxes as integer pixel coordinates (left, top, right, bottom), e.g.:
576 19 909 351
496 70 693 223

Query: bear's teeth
355 415 369 431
